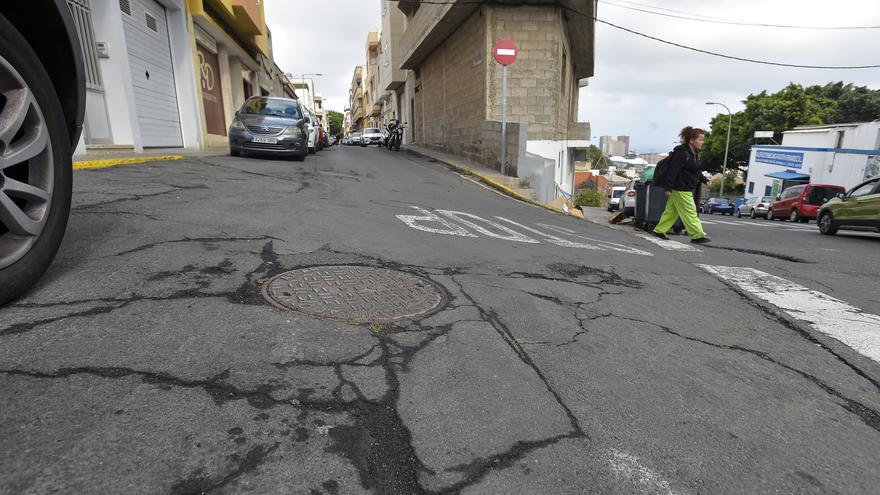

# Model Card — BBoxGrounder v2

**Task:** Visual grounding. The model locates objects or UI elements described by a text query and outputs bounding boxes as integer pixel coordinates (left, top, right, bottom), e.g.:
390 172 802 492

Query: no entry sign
493 38 518 66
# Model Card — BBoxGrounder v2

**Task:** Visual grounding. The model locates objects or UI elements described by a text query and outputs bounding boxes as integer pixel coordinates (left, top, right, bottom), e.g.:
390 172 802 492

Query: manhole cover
262 265 445 323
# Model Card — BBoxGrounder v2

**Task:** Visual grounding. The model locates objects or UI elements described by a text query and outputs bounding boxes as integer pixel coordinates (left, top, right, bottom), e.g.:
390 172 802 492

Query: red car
767 183 846 223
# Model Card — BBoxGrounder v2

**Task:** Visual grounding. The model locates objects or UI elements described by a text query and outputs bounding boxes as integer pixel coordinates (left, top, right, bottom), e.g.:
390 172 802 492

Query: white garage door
121 0 183 147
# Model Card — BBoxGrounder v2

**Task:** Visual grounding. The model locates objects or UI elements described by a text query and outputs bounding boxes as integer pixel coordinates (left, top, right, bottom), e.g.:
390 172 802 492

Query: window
849 179 879 198
119 0 131 15
145 12 158 32
835 130 845 149
748 181 754 194
764 185 773 196
240 97 302 119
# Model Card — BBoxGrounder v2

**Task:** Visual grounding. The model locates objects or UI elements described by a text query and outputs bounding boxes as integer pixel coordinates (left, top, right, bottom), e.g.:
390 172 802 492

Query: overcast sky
265 0 880 152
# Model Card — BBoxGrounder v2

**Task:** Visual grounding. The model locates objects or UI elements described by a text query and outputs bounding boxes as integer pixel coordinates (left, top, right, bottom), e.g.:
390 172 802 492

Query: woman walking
652 126 711 244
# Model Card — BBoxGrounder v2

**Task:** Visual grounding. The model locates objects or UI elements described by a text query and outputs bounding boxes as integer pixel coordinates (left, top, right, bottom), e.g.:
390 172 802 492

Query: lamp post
706 102 731 197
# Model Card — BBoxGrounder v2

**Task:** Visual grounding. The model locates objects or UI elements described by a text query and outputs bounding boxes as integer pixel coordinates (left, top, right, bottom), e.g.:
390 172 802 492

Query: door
197 45 225 136
850 179 880 225
121 0 183 147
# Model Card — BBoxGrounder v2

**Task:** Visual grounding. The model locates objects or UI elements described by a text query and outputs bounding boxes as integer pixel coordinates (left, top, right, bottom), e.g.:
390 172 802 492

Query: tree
700 83 880 175
328 110 344 136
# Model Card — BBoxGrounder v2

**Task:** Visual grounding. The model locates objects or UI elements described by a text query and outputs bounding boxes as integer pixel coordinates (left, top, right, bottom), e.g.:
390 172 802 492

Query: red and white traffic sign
493 38 518 66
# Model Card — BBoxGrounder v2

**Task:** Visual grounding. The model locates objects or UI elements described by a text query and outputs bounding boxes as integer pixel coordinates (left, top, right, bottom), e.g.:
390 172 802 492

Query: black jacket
663 144 705 192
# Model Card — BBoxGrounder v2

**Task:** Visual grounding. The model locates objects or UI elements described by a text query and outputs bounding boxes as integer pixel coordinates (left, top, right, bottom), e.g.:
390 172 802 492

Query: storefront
746 122 880 199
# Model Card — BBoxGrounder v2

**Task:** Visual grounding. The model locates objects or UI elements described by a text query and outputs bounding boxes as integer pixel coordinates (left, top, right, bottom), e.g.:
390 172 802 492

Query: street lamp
706 101 732 197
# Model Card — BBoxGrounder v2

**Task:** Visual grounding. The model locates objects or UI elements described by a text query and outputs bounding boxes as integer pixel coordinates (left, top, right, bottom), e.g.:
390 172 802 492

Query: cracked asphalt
2 145 879 494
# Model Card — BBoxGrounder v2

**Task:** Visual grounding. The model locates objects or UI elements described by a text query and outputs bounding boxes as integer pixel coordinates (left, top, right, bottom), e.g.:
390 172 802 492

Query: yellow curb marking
73 155 184 170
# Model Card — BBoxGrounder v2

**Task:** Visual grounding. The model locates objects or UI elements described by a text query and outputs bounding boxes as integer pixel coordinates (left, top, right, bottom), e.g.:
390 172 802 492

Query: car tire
790 210 799 223
0 14 73 306
308 146 315 154
230 148 240 157
767 209 774 221
736 209 742 218
749 210 756 219
818 212 838 235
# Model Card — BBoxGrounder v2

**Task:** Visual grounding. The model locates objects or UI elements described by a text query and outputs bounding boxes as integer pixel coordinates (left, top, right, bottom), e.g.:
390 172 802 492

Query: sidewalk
406 144 559 213
73 147 226 170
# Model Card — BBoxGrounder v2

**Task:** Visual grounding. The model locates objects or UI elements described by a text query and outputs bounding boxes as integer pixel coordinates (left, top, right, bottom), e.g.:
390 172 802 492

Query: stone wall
485 5 583 142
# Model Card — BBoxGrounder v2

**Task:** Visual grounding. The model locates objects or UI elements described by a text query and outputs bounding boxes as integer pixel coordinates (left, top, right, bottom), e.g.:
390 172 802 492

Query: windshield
240 97 302 119
612 190 624 198
806 187 842 205
364 128 380 133
761 196 775 203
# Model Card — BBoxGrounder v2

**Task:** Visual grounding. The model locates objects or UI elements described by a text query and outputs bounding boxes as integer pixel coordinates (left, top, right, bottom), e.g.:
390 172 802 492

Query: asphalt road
2 145 879 494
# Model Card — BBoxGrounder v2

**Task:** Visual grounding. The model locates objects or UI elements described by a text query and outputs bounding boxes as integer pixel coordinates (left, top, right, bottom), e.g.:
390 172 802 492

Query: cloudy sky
265 0 880 152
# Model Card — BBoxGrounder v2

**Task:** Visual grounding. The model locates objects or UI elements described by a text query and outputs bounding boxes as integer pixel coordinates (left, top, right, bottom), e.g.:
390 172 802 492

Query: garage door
120 0 183 147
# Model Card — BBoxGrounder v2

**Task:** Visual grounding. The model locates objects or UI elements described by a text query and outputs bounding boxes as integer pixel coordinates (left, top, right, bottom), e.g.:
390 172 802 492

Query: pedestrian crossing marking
698 265 880 363
635 233 702 252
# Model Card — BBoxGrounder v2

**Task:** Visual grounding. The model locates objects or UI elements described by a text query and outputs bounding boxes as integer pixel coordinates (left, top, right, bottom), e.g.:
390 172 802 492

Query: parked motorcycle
384 119 406 152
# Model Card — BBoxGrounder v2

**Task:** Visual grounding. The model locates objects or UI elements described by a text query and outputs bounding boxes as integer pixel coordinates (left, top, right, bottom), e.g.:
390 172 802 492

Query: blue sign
755 150 804 169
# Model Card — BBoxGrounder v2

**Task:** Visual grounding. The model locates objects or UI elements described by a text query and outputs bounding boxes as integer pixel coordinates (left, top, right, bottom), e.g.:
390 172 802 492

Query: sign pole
501 64 508 176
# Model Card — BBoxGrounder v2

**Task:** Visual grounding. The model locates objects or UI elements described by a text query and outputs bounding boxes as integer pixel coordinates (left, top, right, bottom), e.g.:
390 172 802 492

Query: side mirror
837 193 846 200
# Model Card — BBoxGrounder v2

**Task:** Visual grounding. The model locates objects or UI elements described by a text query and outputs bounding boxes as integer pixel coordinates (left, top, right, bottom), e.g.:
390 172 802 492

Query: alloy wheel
0 54 53 269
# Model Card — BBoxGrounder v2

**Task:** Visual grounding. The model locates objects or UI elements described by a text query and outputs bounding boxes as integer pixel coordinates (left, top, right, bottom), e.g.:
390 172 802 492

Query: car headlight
230 118 245 131
283 126 304 138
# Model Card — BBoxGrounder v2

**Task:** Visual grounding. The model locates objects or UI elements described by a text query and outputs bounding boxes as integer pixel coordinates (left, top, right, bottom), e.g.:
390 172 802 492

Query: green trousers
653 190 706 239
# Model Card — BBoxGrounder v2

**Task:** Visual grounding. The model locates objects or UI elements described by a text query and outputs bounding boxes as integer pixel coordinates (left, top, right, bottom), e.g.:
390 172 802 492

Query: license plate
252 136 277 144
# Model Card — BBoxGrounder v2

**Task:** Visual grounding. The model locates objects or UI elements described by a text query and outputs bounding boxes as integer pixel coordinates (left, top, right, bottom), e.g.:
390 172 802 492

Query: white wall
161 0 201 149
91 0 139 150
527 139 590 198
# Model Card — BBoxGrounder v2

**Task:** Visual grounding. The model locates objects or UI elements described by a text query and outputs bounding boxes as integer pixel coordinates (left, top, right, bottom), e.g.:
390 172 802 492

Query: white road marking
395 207 477 237
635 233 702 252
698 265 880 363
711 220 741 226
699 220 718 225
608 449 682 495
437 210 539 243
495 217 604 250
537 224 654 256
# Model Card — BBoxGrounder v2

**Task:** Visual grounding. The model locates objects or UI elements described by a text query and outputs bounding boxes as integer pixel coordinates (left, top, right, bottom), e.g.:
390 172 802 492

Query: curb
407 148 563 215
73 155 184 170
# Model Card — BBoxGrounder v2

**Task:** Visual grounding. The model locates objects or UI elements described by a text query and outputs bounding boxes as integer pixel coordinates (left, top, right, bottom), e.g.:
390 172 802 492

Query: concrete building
600 135 628 157
349 66 365 131
394 0 595 197
67 0 202 154
745 121 880 199
187 0 276 148
364 32 381 128
379 1 407 132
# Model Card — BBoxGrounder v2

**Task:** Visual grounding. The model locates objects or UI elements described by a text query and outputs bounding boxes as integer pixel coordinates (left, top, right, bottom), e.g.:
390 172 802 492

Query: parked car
0 2 85 305
767 183 846 222
303 112 319 154
620 179 639 216
817 176 880 235
607 186 626 211
737 196 775 219
360 127 384 147
703 197 735 215
229 97 307 161
350 133 362 146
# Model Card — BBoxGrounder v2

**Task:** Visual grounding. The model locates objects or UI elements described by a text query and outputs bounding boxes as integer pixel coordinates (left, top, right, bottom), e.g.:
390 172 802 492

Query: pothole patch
262 265 446 323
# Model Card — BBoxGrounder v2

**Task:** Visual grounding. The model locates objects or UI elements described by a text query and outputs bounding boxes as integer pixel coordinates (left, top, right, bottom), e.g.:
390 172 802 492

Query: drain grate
262 265 445 323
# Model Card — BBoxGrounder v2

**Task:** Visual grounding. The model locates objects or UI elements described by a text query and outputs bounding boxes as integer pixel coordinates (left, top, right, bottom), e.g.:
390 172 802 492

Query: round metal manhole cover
262 265 446 323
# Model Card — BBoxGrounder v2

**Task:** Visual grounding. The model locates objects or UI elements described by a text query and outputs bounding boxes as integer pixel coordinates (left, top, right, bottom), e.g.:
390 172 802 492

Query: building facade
349 66 365 131
393 0 595 195
745 122 880 199
68 0 202 154
68 0 296 154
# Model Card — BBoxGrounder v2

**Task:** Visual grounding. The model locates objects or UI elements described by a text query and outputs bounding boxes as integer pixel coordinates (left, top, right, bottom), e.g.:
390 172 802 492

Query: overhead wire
408 0 880 69
599 0 880 29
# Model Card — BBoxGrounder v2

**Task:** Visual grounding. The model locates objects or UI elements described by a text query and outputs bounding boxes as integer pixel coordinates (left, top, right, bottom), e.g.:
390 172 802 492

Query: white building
745 122 880 199
69 0 201 154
